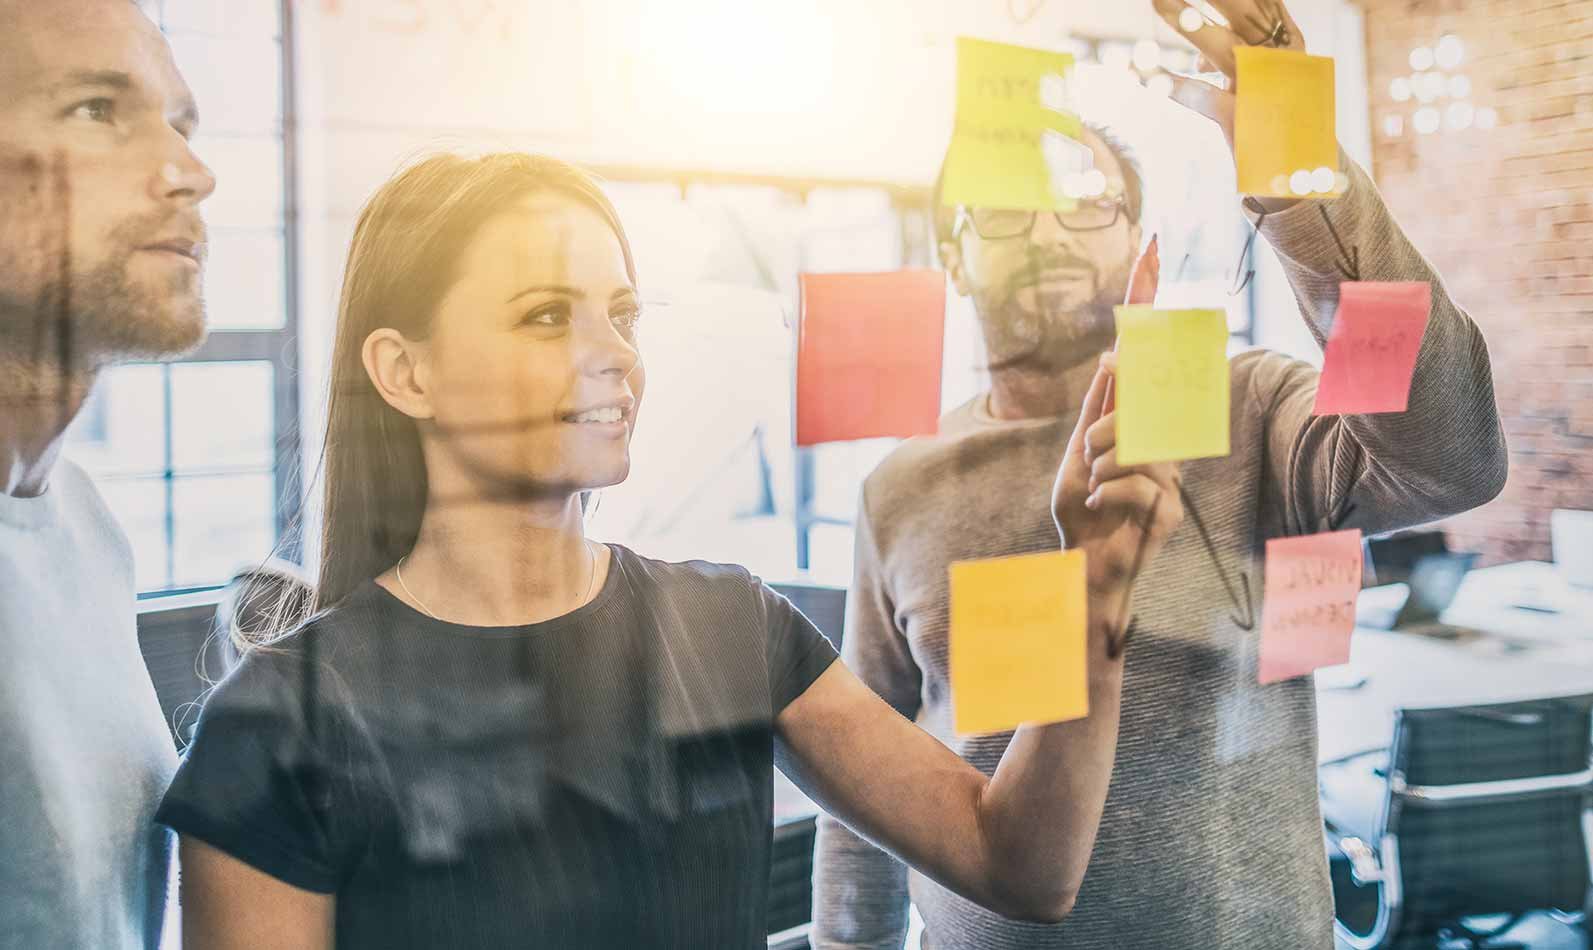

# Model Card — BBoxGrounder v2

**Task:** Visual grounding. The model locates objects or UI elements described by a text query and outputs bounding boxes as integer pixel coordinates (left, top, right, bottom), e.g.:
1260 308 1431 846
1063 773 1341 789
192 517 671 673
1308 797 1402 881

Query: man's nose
150 133 216 206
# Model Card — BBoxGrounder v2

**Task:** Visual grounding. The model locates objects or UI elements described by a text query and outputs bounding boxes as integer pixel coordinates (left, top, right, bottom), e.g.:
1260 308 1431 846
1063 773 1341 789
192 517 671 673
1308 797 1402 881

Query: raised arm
1247 159 1507 535
810 492 920 949
1153 0 1507 534
782 359 1183 922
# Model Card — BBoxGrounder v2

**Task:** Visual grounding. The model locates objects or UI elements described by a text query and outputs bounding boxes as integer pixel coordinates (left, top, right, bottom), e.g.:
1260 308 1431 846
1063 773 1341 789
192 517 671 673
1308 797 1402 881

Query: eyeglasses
954 195 1128 241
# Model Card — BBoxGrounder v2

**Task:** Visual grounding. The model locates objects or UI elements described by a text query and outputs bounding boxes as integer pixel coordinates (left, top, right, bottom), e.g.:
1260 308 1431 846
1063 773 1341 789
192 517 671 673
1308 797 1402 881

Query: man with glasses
812 2 1508 945
0 1 213 947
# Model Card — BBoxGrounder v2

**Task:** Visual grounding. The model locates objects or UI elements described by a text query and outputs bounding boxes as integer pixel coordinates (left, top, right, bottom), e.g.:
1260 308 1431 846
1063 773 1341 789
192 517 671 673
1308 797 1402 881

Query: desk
1440 560 1593 644
1316 628 1593 764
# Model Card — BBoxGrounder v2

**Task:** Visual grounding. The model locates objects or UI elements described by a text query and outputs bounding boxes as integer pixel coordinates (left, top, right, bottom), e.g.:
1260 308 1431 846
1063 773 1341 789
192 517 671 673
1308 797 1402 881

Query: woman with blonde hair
156 152 1181 948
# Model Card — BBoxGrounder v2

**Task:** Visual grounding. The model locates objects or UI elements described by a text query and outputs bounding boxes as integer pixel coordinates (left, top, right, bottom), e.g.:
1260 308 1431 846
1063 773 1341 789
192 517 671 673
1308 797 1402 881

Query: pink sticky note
796 270 946 446
1313 281 1431 415
1258 529 1363 684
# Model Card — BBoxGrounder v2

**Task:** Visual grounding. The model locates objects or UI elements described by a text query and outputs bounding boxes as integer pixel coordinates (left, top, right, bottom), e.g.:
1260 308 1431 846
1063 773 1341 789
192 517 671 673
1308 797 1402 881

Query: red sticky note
1258 529 1363 684
796 270 946 446
1313 281 1431 415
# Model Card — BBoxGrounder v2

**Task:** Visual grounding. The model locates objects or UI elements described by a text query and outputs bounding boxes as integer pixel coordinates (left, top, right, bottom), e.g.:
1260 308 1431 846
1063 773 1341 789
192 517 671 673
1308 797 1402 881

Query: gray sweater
811 156 1508 949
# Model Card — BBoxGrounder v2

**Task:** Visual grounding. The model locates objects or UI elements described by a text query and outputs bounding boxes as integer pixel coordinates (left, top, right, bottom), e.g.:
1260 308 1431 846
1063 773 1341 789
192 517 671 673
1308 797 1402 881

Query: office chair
1321 694 1593 949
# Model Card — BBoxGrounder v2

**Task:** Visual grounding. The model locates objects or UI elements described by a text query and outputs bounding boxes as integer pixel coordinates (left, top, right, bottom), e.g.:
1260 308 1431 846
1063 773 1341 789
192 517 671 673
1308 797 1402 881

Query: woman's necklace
395 540 597 622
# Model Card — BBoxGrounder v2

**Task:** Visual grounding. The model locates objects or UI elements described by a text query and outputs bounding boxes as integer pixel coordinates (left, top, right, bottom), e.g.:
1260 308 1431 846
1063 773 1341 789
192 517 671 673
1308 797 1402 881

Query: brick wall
1361 0 1593 563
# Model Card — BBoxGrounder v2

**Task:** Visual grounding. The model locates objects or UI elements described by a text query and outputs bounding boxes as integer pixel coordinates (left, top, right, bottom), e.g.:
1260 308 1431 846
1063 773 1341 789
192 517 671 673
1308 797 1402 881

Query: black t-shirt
156 545 838 948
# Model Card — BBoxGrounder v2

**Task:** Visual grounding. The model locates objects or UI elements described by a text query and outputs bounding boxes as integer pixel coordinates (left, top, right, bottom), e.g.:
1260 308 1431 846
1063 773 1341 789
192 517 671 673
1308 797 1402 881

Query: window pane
172 473 274 588
170 361 274 472
168 35 281 136
97 477 169 591
161 0 280 38
65 363 167 477
204 231 286 329
193 136 283 230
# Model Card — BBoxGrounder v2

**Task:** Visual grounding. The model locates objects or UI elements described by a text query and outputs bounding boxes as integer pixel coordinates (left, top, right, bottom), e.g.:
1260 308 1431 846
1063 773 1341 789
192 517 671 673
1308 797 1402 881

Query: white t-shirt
0 459 176 950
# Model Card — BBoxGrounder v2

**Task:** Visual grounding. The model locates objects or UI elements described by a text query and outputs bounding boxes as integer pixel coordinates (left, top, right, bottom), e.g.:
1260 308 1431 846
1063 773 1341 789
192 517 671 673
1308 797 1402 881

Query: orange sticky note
1258 529 1363 684
949 550 1089 735
941 36 1084 212
795 270 946 446
1234 47 1338 198
1313 281 1431 415
1113 306 1231 465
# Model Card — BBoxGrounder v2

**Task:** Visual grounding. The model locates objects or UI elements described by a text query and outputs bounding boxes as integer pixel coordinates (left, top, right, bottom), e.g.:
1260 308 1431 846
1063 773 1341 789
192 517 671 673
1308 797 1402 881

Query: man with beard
811 1 1508 946
0 1 214 947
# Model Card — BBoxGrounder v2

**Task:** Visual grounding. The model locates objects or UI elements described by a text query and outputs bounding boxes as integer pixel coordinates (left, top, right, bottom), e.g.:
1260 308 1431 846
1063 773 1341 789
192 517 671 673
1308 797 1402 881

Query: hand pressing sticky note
796 270 946 446
950 549 1088 735
1258 529 1363 684
1235 47 1338 198
942 37 1084 212
1113 307 1230 465
1314 281 1432 415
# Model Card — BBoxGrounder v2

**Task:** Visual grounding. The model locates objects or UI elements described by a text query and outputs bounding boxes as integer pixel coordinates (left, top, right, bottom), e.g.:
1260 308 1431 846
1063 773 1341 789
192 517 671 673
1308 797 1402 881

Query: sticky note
795 270 946 446
950 550 1089 735
1234 47 1338 198
941 37 1084 212
1113 306 1230 465
1258 529 1363 684
1313 281 1432 415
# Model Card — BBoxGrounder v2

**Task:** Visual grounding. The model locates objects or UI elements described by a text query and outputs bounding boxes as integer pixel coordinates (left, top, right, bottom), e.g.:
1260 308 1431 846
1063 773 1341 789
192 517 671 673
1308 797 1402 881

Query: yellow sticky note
941 37 1084 212
1114 306 1230 465
1234 46 1338 198
949 550 1089 735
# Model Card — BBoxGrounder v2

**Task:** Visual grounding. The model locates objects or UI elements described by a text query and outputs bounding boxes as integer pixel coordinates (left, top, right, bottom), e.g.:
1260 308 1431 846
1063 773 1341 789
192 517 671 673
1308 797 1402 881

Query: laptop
1357 551 1480 631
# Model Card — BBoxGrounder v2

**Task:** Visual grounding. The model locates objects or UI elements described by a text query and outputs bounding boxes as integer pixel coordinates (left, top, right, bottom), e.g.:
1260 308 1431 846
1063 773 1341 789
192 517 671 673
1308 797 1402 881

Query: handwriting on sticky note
1234 47 1338 198
941 36 1083 212
1113 307 1230 465
949 550 1089 735
1313 281 1431 415
795 270 946 446
1258 529 1363 684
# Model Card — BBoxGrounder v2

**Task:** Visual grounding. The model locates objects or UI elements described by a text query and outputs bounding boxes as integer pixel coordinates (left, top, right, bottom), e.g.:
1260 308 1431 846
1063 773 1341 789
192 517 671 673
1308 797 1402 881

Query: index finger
1072 358 1114 457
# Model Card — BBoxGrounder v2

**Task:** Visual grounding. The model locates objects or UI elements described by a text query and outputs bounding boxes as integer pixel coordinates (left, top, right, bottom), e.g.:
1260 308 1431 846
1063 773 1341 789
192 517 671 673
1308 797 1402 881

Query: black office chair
1321 694 1593 949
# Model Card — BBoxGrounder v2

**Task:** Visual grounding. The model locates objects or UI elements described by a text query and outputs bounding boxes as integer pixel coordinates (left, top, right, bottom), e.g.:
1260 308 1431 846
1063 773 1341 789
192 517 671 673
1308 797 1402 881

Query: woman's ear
361 328 435 421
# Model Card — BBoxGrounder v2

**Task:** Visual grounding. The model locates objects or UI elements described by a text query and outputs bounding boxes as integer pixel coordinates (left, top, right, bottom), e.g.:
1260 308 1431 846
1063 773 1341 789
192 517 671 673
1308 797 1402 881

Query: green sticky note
1114 306 1231 465
949 549 1089 736
941 37 1084 212
1234 46 1338 198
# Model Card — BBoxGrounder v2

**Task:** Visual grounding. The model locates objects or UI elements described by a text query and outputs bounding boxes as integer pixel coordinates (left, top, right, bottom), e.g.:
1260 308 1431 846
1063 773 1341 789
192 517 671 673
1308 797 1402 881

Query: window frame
133 0 302 598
